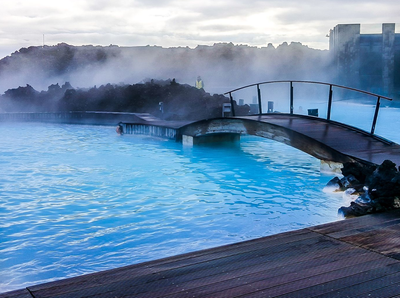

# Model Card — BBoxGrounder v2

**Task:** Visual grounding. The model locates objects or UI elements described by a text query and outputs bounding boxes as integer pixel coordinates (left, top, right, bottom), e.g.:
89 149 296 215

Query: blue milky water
1 104 399 292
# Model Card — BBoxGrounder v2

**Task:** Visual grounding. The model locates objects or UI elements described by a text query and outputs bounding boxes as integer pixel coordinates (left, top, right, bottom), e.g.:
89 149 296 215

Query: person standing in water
116 123 124 135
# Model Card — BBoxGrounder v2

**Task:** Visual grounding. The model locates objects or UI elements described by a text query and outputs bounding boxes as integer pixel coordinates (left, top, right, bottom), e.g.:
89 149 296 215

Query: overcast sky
0 0 399 59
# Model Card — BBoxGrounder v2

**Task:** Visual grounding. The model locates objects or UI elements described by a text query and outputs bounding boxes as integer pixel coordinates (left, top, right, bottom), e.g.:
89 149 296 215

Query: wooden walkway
170 114 400 166
123 114 400 166
3 209 400 298
238 114 400 166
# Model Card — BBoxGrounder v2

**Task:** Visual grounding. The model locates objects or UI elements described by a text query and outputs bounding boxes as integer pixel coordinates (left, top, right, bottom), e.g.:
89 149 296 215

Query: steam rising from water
0 43 332 97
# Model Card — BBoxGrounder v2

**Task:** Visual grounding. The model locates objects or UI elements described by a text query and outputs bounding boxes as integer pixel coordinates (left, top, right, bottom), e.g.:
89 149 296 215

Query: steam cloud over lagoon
0 0 397 98
0 42 332 97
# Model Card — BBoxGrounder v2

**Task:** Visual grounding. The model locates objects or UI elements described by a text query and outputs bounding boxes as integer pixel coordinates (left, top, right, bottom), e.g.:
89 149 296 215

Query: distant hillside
0 42 332 96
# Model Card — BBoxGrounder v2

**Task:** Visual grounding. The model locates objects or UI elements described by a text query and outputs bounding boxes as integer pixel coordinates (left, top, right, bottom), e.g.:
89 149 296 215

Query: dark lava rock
325 173 364 193
325 176 343 192
335 160 400 217
367 160 399 199
341 162 376 184
338 201 374 217
340 174 363 192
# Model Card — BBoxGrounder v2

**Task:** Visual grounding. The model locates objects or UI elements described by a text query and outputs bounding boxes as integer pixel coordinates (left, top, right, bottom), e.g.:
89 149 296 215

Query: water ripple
0 122 350 292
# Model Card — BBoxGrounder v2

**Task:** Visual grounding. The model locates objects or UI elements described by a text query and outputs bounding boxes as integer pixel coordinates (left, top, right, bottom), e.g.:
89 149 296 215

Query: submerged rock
340 174 363 192
324 176 343 192
343 188 360 201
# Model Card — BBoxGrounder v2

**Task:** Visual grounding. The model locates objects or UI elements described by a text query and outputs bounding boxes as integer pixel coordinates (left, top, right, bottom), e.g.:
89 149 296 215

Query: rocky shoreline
326 160 400 217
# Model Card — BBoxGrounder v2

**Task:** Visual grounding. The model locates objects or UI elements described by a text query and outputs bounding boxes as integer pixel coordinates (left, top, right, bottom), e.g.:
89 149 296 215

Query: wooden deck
239 114 400 166
3 209 400 298
174 114 400 166
130 114 400 166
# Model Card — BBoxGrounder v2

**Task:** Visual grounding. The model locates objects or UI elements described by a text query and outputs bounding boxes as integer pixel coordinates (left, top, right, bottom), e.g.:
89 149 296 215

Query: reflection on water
0 107 398 292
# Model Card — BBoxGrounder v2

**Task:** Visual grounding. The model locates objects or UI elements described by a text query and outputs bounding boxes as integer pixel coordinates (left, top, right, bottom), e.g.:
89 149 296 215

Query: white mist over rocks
0 42 332 97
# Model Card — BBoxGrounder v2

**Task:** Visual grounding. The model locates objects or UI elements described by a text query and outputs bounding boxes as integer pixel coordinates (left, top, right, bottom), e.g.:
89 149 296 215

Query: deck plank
153 250 388 298
27 230 319 296
239 114 400 165
3 210 400 298
31 232 333 298
129 114 400 165
321 218 400 239
0 289 33 298
355 283 400 298
312 271 400 298
310 209 400 235
233 261 400 298
130 249 367 298
60 238 358 298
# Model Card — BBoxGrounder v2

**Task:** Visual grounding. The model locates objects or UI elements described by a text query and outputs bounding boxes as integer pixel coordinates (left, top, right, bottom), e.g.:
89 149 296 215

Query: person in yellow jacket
195 76 204 90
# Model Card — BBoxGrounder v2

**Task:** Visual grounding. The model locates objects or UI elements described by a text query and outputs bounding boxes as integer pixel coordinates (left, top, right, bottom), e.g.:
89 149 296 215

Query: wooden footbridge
1 81 399 166
120 81 400 166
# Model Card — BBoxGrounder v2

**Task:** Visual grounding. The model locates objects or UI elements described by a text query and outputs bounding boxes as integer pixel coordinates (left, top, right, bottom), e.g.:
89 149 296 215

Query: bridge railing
224 80 393 135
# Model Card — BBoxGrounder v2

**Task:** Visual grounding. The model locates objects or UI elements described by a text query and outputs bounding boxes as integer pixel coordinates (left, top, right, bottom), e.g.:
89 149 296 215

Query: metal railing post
229 92 236 116
257 84 262 114
327 84 333 120
290 81 294 114
371 96 381 135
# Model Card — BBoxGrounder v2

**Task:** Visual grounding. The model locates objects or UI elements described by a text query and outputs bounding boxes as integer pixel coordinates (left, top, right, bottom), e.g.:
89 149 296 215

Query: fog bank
0 42 332 96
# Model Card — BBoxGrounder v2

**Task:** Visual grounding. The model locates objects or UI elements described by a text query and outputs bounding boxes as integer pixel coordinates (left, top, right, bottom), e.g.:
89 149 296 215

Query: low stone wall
182 133 240 145
0 112 148 126
122 123 178 140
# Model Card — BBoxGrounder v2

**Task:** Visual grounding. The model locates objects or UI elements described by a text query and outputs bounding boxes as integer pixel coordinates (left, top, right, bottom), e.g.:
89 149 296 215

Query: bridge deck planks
238 114 400 165
122 114 400 165
3 210 400 297
145 114 400 165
